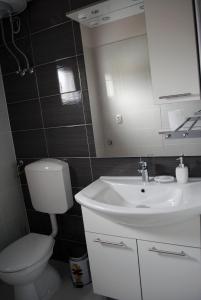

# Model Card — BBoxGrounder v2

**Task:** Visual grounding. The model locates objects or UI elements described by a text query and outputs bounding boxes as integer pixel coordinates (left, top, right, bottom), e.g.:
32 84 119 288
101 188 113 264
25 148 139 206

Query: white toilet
0 159 73 300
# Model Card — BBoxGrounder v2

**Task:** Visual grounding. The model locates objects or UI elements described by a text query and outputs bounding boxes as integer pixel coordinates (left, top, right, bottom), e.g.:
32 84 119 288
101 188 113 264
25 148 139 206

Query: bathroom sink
75 177 201 227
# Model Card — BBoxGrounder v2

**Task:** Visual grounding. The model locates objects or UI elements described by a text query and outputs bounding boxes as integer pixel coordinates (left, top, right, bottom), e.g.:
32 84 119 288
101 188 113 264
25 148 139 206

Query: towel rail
159 111 201 139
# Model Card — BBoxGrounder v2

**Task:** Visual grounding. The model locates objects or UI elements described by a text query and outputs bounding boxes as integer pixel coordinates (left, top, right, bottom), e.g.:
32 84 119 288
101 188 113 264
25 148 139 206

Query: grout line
12 123 93 133
35 53 84 68
39 88 88 100
30 19 72 36
0 33 29 49
34 54 78 69
72 21 94 183
68 0 72 11
17 156 96 160
2 53 84 77
6 88 89 105
2 71 18 77
7 97 39 105
12 127 44 132
29 32 50 158
33 54 84 70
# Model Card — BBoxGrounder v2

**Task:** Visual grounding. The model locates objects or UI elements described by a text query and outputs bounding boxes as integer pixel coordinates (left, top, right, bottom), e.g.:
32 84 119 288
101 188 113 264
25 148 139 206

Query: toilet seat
0 233 54 273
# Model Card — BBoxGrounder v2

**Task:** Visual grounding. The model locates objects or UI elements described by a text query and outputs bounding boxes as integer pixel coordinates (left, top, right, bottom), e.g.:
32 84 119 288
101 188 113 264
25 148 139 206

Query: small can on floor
69 253 91 288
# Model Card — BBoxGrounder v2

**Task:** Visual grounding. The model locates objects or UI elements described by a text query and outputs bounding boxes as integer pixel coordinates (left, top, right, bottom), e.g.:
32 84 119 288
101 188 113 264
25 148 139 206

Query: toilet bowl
0 159 73 300
0 233 55 300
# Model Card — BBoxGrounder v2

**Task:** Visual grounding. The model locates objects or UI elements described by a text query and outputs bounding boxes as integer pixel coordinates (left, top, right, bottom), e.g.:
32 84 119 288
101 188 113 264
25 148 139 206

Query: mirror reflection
68 0 201 157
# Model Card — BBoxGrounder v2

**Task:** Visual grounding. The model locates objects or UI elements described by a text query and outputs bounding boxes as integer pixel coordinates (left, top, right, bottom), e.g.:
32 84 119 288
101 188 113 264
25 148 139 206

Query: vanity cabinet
86 230 201 300
144 0 200 103
138 240 201 300
82 207 201 300
85 232 141 300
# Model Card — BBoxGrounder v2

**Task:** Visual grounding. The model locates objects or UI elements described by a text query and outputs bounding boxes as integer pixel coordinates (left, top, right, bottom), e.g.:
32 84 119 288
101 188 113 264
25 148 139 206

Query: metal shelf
159 111 201 139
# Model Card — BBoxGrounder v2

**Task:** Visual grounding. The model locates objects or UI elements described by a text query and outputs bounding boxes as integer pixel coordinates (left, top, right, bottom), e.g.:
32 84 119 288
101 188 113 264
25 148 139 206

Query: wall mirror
67 0 201 157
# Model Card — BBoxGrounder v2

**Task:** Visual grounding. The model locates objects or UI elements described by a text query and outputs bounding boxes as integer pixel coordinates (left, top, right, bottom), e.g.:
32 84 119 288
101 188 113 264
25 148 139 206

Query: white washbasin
75 176 201 227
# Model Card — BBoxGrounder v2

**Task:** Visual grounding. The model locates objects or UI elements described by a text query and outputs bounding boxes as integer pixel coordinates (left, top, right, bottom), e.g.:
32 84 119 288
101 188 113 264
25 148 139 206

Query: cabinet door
138 240 201 300
144 0 200 103
85 232 141 300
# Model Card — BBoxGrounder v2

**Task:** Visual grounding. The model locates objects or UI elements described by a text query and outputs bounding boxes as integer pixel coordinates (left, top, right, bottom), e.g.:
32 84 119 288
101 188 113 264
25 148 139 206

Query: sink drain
136 204 150 208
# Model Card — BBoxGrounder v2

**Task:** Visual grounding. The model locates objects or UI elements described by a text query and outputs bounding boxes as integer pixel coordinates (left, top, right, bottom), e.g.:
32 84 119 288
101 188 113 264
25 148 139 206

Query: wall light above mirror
67 0 144 28
67 0 201 157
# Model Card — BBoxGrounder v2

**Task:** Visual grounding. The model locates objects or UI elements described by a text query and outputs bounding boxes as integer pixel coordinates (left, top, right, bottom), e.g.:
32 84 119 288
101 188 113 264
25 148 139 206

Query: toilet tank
25 159 73 214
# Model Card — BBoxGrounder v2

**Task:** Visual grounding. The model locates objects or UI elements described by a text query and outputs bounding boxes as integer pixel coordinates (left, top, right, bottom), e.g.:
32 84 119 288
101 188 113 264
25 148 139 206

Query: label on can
69 255 91 288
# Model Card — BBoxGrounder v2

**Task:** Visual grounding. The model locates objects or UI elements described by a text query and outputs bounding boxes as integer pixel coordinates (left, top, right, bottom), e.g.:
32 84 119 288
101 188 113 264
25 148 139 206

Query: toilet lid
0 233 54 273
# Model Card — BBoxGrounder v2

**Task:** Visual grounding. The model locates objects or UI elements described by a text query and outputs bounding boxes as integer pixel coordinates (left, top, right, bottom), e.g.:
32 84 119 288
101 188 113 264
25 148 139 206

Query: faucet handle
138 161 147 174
138 161 147 169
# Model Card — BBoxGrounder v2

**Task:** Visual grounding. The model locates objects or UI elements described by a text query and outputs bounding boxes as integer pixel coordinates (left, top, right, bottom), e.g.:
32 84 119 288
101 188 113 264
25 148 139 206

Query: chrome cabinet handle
149 247 186 257
94 238 127 248
159 93 192 100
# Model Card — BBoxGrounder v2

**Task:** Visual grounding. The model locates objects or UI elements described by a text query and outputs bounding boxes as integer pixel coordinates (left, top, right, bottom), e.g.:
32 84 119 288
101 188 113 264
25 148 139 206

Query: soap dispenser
175 155 189 184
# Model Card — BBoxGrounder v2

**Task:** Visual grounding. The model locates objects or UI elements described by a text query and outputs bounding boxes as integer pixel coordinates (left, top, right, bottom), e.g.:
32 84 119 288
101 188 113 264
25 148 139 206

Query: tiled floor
52 260 104 300
0 260 105 300
51 280 103 300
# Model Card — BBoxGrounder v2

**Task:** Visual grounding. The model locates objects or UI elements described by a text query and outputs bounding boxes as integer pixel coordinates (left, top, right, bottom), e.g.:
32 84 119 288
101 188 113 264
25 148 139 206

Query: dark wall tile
3 73 38 103
152 156 201 177
152 157 177 177
77 55 88 90
0 10 29 45
57 215 85 243
73 22 83 54
36 57 80 97
18 158 37 184
0 37 33 75
21 184 33 210
8 99 43 131
82 90 92 123
91 157 153 180
41 93 84 128
185 156 201 177
70 0 100 11
53 239 86 261
32 22 75 65
27 210 52 235
67 188 82 216
46 126 89 157
13 10 30 40
13 129 48 158
86 125 96 157
28 0 70 33
65 158 93 187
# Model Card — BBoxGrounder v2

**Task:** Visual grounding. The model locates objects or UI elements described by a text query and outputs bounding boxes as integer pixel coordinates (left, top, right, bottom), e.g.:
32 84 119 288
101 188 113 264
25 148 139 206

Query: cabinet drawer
138 240 201 300
86 232 141 300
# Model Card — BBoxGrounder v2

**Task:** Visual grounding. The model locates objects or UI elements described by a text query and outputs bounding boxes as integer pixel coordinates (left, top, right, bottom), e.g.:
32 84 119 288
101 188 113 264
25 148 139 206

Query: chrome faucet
138 161 149 182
